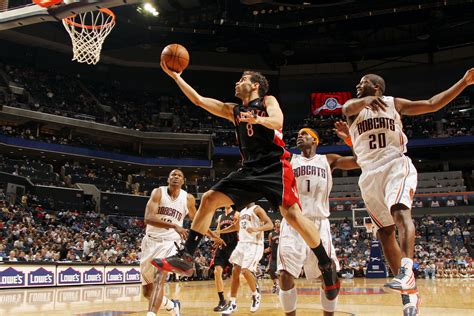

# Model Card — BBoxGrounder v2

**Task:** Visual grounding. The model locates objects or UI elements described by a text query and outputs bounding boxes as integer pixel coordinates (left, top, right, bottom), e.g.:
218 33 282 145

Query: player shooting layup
153 61 340 301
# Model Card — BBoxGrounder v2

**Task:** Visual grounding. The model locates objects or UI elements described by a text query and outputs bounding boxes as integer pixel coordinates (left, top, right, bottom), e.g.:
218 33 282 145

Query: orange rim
63 8 115 30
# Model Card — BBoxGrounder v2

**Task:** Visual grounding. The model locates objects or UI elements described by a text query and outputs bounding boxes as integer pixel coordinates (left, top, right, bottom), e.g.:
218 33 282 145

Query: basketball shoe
213 300 227 312
250 292 261 313
319 259 341 300
271 283 280 295
219 301 237 315
384 267 418 294
401 293 421 316
167 299 181 316
151 249 194 277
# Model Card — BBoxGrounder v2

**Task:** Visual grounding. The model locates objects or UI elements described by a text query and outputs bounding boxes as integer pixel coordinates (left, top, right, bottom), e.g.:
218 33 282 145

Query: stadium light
142 2 159 16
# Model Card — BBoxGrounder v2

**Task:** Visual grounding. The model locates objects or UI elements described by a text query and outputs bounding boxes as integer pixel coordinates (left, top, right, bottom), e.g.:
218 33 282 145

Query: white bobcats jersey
349 96 408 170
238 205 263 245
291 154 332 218
145 186 189 241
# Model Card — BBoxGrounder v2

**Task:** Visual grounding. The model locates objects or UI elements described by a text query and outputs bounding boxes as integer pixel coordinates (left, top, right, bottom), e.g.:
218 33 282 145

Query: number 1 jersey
290 154 332 218
349 96 408 171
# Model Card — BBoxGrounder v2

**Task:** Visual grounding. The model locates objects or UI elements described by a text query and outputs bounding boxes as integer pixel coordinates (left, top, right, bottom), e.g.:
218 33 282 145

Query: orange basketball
161 44 190 73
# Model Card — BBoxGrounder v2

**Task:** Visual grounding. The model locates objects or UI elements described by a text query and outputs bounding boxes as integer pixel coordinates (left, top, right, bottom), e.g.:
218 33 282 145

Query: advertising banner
0 264 140 289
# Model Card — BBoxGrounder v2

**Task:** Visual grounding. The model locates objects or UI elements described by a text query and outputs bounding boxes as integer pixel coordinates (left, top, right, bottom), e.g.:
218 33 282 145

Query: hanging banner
311 92 352 115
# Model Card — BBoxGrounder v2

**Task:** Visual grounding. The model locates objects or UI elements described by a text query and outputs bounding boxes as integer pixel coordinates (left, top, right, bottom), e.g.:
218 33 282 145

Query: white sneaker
384 267 418 294
402 293 421 316
170 299 181 316
220 301 237 315
250 293 261 313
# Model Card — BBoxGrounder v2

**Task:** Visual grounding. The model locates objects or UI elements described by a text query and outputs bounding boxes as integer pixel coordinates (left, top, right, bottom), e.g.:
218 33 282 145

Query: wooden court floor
0 277 472 316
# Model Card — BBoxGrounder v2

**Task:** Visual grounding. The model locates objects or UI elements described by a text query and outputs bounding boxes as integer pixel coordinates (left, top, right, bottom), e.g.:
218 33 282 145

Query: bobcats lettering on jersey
293 165 326 178
356 117 395 135
156 206 183 221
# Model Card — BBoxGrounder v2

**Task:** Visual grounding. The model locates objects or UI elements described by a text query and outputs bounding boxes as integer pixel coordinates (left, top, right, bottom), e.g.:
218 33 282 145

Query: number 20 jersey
349 96 408 171
290 154 332 218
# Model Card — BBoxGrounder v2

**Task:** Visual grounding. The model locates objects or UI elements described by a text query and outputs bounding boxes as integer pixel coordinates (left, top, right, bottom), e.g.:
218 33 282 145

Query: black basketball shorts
211 159 300 211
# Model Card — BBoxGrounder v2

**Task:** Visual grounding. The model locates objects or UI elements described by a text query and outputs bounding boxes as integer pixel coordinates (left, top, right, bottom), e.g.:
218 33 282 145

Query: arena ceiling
2 0 474 69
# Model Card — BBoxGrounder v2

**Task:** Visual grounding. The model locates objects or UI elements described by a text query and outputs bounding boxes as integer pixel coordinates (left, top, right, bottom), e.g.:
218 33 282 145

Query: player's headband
299 128 320 145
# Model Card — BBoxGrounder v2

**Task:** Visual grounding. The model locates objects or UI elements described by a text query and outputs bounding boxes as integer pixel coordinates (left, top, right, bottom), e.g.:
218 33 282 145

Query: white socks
401 258 413 274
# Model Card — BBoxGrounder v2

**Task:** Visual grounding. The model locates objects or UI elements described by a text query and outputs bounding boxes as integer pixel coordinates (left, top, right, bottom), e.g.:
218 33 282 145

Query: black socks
183 229 204 255
311 242 331 266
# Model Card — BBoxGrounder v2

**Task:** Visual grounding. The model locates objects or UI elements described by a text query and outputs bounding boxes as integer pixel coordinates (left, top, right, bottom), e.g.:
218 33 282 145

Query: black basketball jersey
270 230 280 259
218 210 238 246
233 97 290 167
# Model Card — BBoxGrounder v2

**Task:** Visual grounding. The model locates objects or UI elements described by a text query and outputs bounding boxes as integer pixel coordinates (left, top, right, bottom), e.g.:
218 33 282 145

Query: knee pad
320 289 338 312
279 287 297 313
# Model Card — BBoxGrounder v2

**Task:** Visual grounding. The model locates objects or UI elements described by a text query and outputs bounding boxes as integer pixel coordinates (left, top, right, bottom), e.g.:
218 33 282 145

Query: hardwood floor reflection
0 277 472 315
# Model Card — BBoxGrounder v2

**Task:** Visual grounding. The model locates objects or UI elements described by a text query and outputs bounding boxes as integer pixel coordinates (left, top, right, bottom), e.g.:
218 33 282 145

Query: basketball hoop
62 8 116 65
32 0 63 8
363 217 377 236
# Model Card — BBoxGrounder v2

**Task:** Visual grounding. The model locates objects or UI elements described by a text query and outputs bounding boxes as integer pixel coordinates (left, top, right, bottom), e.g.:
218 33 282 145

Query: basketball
161 44 190 73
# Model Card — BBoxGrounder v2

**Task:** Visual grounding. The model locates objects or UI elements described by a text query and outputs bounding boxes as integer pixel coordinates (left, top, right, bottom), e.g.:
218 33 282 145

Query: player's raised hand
364 96 387 112
334 121 350 140
160 59 182 80
462 68 474 85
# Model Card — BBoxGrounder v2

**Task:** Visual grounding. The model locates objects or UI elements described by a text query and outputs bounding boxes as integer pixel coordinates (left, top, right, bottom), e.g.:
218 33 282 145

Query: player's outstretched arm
396 68 474 116
161 60 236 122
326 154 359 171
240 95 283 130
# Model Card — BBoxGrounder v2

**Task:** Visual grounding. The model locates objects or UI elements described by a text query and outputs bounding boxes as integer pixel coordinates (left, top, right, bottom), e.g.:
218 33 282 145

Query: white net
62 8 115 65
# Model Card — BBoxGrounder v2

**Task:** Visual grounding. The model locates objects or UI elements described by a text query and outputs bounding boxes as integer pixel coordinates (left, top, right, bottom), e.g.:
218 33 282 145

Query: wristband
344 136 353 147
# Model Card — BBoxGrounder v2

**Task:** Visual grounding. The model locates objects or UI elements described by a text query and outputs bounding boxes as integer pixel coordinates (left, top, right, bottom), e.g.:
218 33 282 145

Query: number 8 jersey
349 96 408 171
290 154 332 218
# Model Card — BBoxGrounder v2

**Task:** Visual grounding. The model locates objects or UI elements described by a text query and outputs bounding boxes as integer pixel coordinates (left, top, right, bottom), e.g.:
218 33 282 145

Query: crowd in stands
2 62 473 148
0 195 141 264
